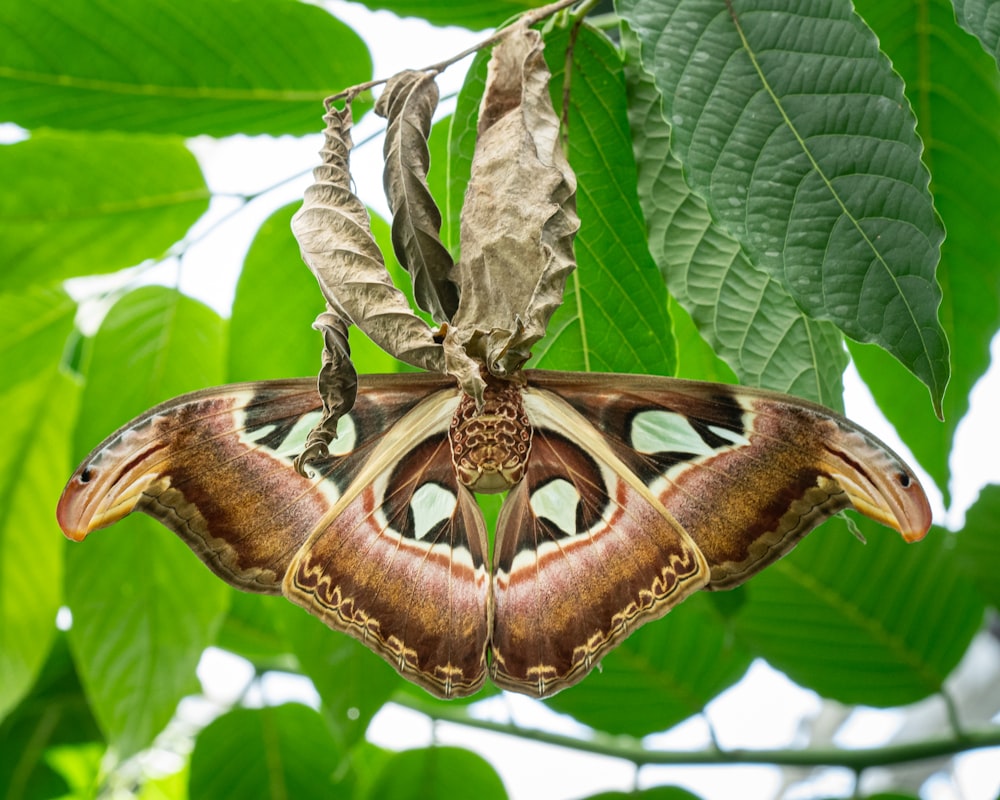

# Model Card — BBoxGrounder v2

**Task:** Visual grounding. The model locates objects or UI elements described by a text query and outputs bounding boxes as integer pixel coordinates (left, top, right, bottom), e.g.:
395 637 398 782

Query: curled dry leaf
292 104 484 422
450 26 579 377
292 310 357 475
292 104 446 372
375 71 459 324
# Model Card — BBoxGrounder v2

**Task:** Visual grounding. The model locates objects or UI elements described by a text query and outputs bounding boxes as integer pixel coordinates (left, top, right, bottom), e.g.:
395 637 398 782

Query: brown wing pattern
490 388 709 696
58 374 491 696
58 369 932 700
524 371 931 590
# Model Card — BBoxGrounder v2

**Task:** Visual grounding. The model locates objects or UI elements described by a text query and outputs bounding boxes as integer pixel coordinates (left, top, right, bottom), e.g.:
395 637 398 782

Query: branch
396 695 1000 770
324 0 582 105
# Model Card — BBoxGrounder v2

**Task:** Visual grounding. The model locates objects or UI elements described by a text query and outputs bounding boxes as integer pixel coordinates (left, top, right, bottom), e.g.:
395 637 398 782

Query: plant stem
395 695 1000 770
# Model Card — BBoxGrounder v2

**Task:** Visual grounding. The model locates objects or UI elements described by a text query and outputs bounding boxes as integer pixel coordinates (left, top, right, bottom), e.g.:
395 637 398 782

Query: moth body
449 375 532 493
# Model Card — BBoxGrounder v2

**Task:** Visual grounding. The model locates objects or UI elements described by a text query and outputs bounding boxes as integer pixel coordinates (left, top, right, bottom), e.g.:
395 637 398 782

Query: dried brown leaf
292 309 357 474
375 71 459 324
292 104 483 405
292 104 447 372
450 27 579 377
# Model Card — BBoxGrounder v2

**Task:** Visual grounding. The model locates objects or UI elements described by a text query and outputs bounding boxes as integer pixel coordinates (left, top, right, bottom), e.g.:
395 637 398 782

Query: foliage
1 0 999 798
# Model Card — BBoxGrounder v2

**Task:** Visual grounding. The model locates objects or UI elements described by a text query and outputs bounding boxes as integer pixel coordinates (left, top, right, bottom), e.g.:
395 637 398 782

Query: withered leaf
292 103 447 373
375 71 459 324
292 103 484 407
292 310 357 474
450 27 579 378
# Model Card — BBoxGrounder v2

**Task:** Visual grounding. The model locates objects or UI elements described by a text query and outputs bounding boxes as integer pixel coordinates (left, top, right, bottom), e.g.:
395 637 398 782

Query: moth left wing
57 374 491 698
490 387 710 697
525 371 932 590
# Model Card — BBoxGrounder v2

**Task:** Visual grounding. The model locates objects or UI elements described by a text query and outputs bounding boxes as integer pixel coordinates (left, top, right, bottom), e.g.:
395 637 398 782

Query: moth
57 369 931 698
57 27 932 700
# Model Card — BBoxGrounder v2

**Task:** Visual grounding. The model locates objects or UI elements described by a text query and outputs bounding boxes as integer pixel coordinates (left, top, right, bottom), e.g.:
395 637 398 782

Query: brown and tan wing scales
525 371 932 590
284 385 491 698
57 374 491 697
490 388 709 696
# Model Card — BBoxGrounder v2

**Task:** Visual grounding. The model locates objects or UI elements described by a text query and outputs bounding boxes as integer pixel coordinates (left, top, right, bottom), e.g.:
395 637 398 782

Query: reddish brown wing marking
284 384 492 698
489 388 709 697
525 371 932 590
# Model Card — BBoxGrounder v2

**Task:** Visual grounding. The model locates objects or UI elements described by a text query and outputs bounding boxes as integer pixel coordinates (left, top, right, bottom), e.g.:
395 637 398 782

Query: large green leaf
362 746 506 800
0 0 371 137
535 25 676 375
213 590 293 668
954 485 1000 609
271 602 403 752
0 285 77 391
0 371 78 724
623 25 847 407
953 0 1000 66
849 0 1000 504
228 203 329 382
0 131 208 290
189 704 340 798
0 286 77 723
66 287 229 757
734 517 983 706
0 636 102 799
546 593 751 736
230 203 417 382
619 0 949 411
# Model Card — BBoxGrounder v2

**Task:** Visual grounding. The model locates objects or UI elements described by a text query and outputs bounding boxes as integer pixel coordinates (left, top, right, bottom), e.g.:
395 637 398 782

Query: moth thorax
449 379 532 494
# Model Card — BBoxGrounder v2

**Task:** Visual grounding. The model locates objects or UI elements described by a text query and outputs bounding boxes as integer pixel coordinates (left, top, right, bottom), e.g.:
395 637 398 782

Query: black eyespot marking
80 467 93 484
898 472 911 488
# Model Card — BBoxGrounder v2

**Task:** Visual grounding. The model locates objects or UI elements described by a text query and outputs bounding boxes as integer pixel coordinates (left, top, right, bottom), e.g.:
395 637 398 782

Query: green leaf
0 0 372 137
66 516 230 758
0 635 102 799
619 0 949 410
0 288 77 723
734 517 983 706
0 131 209 290
535 25 676 375
362 747 506 800
623 24 847 406
667 296 738 385
954 485 1000 609
214 591 294 668
953 0 1000 67
446 52 489 256
585 788 703 800
546 594 751 736
229 203 327 382
0 285 77 391
271 602 403 751
230 203 416 382
73 286 227 459
189 704 339 799
0 370 78 724
66 287 229 757
849 0 1000 504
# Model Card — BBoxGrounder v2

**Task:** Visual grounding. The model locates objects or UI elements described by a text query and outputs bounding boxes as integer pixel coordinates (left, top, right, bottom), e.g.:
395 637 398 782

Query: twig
324 0 583 107
394 694 1000 770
